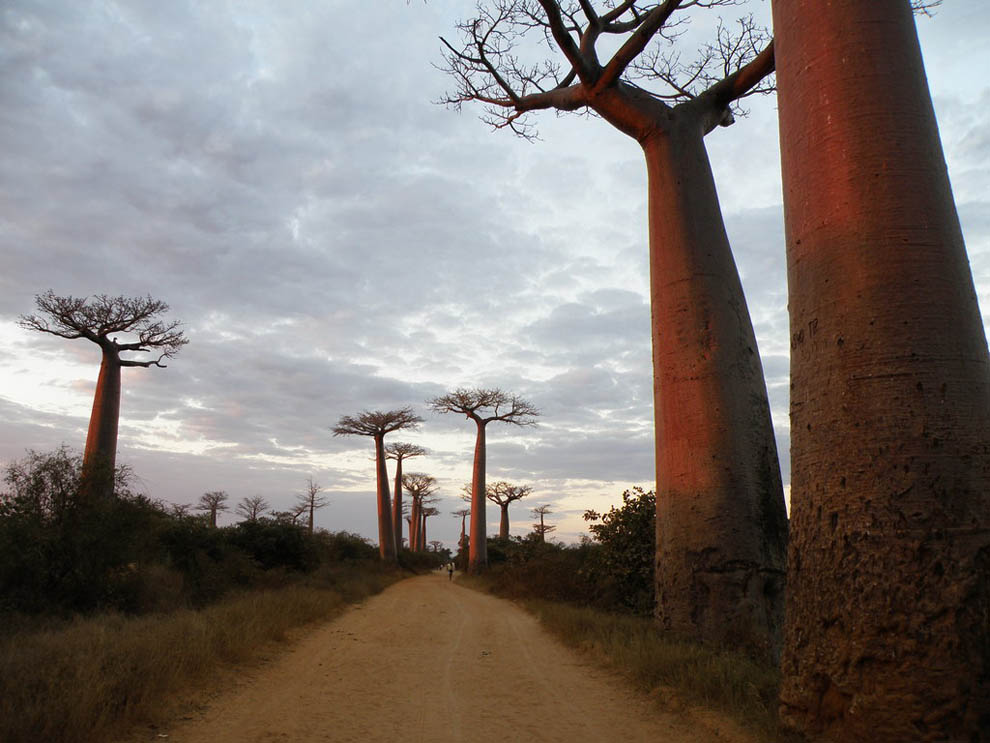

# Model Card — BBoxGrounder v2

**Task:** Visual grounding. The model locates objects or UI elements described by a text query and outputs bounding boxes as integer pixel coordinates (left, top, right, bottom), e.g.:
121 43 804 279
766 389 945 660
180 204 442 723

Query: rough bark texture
643 117 788 661
773 1 990 738
373 435 397 563
469 422 488 573
80 347 122 500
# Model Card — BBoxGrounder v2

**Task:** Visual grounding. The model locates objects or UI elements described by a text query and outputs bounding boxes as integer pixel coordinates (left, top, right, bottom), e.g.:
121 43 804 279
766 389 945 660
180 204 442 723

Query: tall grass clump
0 566 399 743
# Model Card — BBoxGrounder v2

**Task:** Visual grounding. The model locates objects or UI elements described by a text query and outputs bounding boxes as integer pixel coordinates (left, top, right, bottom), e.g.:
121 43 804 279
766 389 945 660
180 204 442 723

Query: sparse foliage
385 442 427 552
196 491 229 528
487 480 532 539
295 477 329 534
429 387 539 573
531 504 556 542
236 495 270 523
333 408 423 562
18 291 187 499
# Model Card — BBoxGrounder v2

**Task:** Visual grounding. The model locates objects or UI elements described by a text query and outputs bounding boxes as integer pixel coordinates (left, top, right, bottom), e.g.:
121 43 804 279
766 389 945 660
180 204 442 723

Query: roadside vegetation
458 487 799 742
0 447 427 743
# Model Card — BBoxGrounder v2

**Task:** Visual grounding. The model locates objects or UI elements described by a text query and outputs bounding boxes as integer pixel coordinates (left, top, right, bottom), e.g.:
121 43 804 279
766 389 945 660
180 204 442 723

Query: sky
1 1 988 549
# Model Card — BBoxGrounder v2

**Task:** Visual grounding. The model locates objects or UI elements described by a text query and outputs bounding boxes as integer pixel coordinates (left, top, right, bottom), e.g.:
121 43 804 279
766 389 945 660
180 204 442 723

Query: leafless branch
428 387 540 426
333 408 423 438
18 290 188 363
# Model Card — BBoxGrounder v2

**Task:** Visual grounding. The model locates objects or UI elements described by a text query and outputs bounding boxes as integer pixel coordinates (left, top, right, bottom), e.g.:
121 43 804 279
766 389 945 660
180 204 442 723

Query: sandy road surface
142 574 750 743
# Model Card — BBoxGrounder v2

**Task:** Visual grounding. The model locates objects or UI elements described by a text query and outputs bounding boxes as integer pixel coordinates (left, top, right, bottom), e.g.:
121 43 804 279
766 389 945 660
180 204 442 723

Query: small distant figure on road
447 563 454 581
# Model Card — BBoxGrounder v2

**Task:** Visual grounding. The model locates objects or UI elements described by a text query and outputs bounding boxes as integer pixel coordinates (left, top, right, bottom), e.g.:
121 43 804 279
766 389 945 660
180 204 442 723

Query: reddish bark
497 504 509 540
80 346 122 499
773 1 990 738
640 116 787 659
373 434 397 563
438 4 786 654
468 420 487 571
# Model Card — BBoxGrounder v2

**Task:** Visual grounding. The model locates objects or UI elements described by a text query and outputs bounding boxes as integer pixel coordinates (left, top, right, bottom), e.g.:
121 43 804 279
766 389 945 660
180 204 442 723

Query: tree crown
439 0 777 139
385 442 428 461
486 480 533 506
332 407 423 438
428 387 539 425
402 472 439 501
19 290 187 367
197 491 229 510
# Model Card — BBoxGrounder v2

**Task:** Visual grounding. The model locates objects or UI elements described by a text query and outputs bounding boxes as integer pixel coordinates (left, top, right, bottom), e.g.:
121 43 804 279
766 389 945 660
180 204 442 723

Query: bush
0 449 388 617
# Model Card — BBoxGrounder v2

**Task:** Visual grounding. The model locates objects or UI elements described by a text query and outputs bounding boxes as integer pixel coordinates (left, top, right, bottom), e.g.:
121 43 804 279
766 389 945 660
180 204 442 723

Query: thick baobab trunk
373 435 397 563
420 512 427 549
410 497 421 551
642 120 788 659
773 1 990 737
468 420 488 573
392 458 403 550
81 347 122 500
498 504 509 539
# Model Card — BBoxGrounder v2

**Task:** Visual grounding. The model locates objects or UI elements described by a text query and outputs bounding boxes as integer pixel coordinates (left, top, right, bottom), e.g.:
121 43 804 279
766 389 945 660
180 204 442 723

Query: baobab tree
452 507 471 555
296 477 329 534
429 388 539 573
386 442 427 551
440 1 789 656
18 291 187 499
487 481 532 539
420 506 440 548
333 408 422 563
197 491 229 528
531 504 556 543
402 472 439 552
772 1 989 738
236 495 270 523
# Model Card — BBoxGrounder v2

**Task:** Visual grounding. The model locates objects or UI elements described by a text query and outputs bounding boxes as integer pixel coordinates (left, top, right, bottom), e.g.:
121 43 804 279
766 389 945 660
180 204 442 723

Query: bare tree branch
18 290 188 363
333 408 423 438
428 387 540 426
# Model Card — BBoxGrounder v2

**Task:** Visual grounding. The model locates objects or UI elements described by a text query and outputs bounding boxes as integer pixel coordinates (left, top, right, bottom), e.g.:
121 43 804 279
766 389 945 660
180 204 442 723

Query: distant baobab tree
197 491 229 528
439 1 789 656
429 540 444 553
333 408 422 562
487 481 532 539
385 443 426 551
429 388 538 573
236 495 270 523
18 291 187 500
452 507 471 555
420 506 440 548
296 477 329 534
402 472 439 552
531 504 556 543
773 1 990 737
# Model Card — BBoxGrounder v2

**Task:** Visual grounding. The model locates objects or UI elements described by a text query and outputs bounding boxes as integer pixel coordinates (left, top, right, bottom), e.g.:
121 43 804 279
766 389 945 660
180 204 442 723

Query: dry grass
461 576 799 741
0 568 400 743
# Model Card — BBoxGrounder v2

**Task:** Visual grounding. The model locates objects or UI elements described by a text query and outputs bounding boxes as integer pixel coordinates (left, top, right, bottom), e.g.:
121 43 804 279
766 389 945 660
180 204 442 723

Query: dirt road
146 574 751 743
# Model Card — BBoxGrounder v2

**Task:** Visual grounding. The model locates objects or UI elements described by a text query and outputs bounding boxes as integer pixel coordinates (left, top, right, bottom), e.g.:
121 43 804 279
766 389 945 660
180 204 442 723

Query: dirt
130 574 754 743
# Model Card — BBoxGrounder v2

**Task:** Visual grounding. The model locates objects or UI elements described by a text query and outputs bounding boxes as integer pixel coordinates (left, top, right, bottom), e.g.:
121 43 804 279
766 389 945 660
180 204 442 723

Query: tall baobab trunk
498 504 509 539
642 119 788 660
468 420 488 573
373 435 397 563
392 458 403 550
773 1 990 738
419 511 427 550
81 346 122 499
410 497 421 551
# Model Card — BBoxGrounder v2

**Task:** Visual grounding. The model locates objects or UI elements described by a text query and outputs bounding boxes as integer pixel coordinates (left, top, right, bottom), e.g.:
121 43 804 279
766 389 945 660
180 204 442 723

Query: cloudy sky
1 1 988 548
